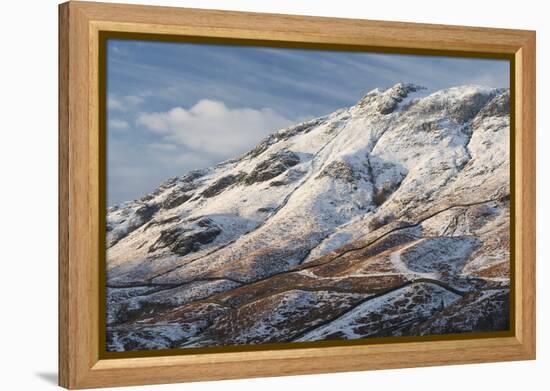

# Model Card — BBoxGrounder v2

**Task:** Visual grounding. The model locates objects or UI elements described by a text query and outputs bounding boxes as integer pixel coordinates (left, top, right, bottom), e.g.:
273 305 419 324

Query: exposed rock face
106 84 510 352
162 191 192 210
243 150 301 185
148 218 222 256
373 83 422 114
316 161 358 183
106 202 159 248
474 91 510 124
201 173 244 198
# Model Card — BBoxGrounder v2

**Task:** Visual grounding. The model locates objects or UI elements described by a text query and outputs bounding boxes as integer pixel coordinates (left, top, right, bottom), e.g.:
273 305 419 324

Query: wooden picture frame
59 1 536 389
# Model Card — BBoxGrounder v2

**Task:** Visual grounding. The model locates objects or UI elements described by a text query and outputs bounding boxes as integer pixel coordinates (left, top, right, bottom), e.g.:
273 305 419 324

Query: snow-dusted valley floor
106 83 511 351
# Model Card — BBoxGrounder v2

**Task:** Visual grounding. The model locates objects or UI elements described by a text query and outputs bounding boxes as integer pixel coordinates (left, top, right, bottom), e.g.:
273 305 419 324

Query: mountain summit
106 83 510 351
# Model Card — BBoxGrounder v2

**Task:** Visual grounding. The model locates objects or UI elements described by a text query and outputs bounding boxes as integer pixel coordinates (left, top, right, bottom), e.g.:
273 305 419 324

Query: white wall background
0 0 546 389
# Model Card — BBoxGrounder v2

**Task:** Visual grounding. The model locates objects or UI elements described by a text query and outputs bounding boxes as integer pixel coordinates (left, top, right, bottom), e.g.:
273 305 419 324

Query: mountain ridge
106 83 510 351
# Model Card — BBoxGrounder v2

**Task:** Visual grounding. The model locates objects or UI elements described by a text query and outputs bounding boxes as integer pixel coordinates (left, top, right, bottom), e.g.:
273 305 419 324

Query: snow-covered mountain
106 83 510 351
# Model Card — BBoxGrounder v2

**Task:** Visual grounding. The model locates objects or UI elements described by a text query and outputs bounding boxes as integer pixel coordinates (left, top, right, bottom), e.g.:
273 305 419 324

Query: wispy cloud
108 97 124 111
108 93 148 112
108 118 130 131
137 99 293 157
106 39 509 205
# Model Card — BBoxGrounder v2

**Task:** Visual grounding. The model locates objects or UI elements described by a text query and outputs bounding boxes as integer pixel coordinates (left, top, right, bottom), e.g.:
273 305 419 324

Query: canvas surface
104 41 510 352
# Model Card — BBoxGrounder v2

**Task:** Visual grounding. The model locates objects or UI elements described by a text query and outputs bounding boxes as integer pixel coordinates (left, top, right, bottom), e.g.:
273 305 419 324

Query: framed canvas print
59 1 536 389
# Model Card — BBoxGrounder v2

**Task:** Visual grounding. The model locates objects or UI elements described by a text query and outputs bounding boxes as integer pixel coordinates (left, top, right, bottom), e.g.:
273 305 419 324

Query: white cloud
108 118 130 131
108 94 149 112
108 97 124 111
136 99 293 157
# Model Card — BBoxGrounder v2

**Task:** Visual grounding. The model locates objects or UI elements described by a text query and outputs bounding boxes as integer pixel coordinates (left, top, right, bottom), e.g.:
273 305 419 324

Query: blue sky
107 39 509 206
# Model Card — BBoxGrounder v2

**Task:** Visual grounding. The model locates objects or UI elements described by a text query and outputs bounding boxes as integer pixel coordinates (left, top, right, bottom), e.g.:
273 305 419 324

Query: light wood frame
59 1 536 389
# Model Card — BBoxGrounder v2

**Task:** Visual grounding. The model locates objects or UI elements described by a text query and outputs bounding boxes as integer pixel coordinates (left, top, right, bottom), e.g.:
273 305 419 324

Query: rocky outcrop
243 150 301 185
162 191 192 210
148 218 221 256
201 173 244 198
316 160 358 183
106 202 159 248
374 83 423 114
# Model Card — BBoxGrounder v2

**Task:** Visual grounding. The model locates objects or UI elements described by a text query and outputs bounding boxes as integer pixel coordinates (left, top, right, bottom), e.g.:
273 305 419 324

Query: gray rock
448 91 495 123
244 150 301 185
201 173 245 198
316 160 357 183
149 218 221 256
180 169 207 183
377 83 423 115
474 91 510 122
269 168 306 187
162 191 192 210
135 203 158 220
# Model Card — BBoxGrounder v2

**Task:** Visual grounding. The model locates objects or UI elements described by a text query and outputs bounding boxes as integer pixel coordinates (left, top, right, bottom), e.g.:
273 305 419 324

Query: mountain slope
106 83 510 351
